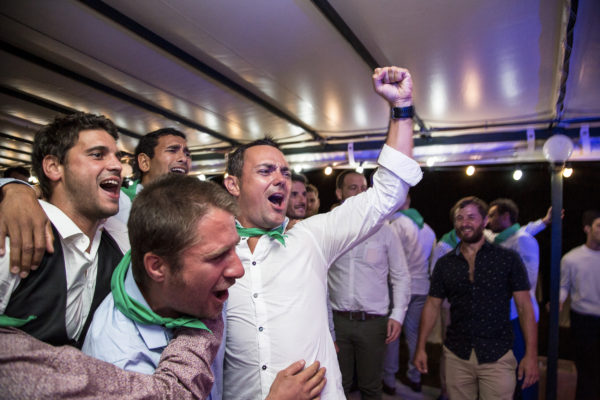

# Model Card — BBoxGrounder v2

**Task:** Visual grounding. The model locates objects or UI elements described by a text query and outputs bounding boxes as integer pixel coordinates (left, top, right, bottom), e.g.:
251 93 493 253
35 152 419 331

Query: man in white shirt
0 112 127 348
221 66 422 399
383 194 434 395
328 170 410 399
560 210 600 400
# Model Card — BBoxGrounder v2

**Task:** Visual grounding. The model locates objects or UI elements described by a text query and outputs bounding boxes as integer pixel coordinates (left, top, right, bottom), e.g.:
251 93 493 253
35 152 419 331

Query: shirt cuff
377 144 423 186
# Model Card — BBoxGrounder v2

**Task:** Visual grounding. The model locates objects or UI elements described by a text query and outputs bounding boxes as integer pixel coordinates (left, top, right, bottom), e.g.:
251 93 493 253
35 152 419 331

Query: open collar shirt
0 200 129 340
390 212 436 295
429 241 530 363
328 222 410 323
224 144 422 400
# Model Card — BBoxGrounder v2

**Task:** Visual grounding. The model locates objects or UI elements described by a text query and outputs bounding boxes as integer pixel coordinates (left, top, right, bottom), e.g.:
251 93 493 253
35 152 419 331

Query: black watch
390 106 414 119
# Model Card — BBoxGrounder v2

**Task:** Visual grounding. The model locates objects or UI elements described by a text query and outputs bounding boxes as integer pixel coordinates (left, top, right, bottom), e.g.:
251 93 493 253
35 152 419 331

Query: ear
137 153 151 173
224 175 240 197
143 252 169 283
584 225 591 235
335 188 342 202
42 155 63 183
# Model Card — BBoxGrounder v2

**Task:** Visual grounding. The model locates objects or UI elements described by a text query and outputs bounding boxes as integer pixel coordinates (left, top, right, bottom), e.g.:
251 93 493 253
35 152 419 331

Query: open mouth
213 289 229 302
268 193 285 207
99 178 121 195
170 167 187 174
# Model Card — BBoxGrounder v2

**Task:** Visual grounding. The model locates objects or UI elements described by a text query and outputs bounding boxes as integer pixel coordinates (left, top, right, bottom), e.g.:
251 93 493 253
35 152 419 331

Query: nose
108 153 122 175
225 253 245 280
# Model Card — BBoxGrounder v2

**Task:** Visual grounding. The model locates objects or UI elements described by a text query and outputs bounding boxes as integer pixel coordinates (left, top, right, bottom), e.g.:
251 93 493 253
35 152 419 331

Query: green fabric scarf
120 180 140 202
236 224 287 246
0 314 36 328
493 223 521 244
440 229 460 248
111 251 209 331
400 208 425 229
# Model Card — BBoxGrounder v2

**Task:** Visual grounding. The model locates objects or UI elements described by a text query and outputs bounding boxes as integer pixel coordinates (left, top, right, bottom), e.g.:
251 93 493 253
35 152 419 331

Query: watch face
391 106 414 119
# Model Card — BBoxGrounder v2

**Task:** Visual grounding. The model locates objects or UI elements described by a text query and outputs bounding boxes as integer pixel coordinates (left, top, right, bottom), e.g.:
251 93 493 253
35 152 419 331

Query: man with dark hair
83 175 243 374
0 112 127 348
286 174 308 220
487 198 540 399
306 184 320 217
222 66 422 399
3 166 30 182
414 196 539 400
328 170 410 398
560 210 600 400
115 128 191 224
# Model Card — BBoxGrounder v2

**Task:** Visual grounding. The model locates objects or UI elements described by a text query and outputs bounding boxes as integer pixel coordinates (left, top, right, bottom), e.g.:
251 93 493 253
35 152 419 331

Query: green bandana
494 223 521 244
111 251 210 331
236 224 287 246
121 180 140 202
0 314 36 328
440 229 460 248
400 208 425 229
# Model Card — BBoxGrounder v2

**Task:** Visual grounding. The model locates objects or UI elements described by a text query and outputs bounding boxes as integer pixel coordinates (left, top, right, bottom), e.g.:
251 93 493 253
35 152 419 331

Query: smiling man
114 128 191 225
221 66 422 399
414 196 539 400
0 112 127 348
82 175 243 378
286 174 308 220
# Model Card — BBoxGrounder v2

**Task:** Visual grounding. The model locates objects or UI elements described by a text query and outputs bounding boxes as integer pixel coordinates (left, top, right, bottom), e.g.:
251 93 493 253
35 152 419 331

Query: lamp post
542 134 573 400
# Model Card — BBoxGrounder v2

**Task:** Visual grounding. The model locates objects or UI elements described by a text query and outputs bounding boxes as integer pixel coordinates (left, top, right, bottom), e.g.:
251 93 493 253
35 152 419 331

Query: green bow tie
236 225 287 246
494 223 521 244
111 251 210 331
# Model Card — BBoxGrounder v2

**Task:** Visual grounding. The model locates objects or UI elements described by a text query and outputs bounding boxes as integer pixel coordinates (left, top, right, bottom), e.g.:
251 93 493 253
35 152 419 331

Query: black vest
4 225 123 348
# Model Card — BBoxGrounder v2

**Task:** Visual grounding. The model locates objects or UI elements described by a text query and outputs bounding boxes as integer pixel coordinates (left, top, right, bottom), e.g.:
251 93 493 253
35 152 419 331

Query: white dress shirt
390 213 436 296
328 223 410 323
0 200 130 340
113 183 144 225
485 224 543 321
560 244 600 317
224 145 422 400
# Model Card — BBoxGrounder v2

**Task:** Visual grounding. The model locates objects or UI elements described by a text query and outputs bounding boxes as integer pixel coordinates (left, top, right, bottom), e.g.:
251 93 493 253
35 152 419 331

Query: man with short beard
306 184 320 217
414 196 539 400
286 174 308 220
0 113 127 348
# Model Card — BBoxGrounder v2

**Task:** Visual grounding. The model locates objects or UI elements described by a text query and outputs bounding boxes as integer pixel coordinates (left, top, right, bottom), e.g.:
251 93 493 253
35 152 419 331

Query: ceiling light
294 165 302 174
324 166 333 176
562 167 573 178
466 165 475 176
198 174 206 181
512 169 523 181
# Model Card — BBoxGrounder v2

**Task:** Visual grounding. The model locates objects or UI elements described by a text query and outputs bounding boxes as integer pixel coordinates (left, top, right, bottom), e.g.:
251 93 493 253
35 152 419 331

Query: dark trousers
570 310 600 400
511 318 538 400
333 313 387 400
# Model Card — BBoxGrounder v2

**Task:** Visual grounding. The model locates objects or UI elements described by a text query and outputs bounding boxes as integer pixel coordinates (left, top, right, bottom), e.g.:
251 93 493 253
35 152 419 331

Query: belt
332 310 386 321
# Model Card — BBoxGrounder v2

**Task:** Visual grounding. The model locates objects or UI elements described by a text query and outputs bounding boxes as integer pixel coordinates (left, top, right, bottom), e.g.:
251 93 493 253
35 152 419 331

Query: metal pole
546 163 563 400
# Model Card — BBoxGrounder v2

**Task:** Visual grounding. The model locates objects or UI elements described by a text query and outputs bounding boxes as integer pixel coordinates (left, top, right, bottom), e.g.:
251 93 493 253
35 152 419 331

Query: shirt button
258 327 263 332
262 365 267 370
253 293 258 298
252 261 256 266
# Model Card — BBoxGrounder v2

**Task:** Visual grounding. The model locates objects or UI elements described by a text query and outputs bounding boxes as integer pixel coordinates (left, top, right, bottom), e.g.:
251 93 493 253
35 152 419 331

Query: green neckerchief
440 229 460 248
0 314 36 328
121 180 141 202
400 208 425 229
111 251 210 331
494 223 521 244
236 223 287 246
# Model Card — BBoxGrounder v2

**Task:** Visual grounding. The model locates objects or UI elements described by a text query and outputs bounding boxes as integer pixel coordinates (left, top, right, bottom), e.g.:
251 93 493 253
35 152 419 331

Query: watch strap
390 106 414 119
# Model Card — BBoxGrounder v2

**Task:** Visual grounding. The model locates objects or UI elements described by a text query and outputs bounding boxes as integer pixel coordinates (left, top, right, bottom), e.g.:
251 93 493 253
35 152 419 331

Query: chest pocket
362 240 386 266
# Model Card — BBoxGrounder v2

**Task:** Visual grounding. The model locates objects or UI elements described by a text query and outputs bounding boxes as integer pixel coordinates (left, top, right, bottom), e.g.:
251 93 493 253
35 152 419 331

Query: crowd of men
0 64 598 400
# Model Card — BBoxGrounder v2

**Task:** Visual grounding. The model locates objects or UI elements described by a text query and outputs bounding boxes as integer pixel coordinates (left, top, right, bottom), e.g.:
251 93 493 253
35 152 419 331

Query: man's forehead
244 145 287 166
344 173 367 185
75 129 116 147
157 134 188 147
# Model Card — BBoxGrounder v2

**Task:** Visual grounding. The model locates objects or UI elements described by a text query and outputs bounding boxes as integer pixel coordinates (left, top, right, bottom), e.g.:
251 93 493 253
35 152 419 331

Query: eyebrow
85 145 111 153
204 236 241 259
